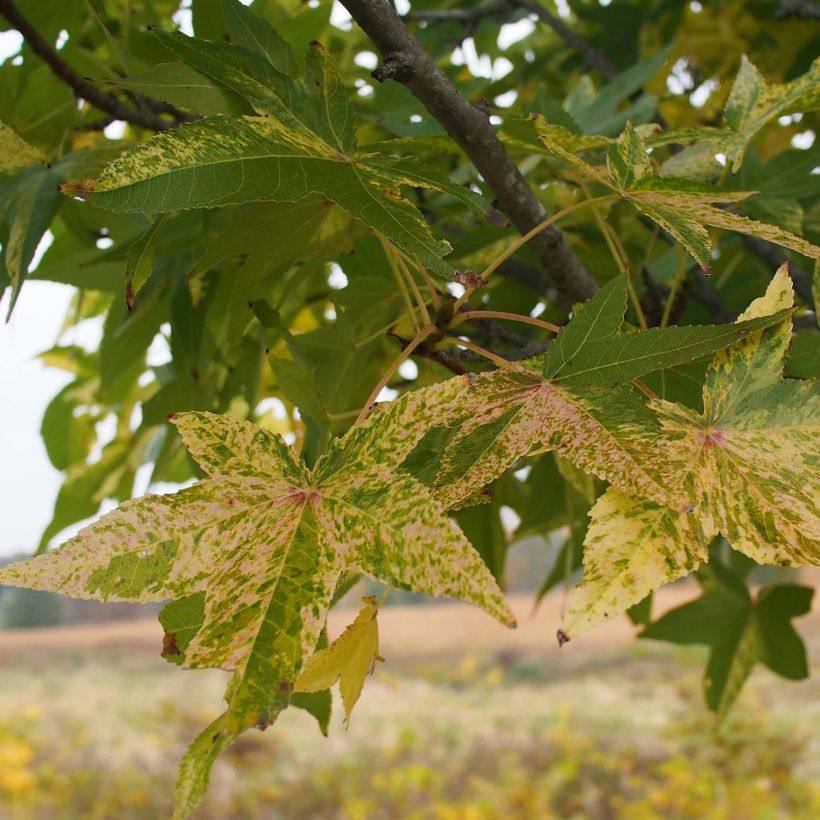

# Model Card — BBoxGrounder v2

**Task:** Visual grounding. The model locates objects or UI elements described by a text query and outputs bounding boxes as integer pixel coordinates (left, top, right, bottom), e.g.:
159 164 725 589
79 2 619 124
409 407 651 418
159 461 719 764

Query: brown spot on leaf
162 631 180 658
556 629 570 646
452 270 486 289
278 681 293 692
166 412 177 421
125 283 135 311
60 179 96 201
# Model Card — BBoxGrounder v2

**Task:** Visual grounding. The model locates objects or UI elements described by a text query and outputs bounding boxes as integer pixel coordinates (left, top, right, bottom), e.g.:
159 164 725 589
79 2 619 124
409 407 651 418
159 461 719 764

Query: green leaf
641 564 813 718
0 120 46 172
560 487 712 639
65 32 487 274
125 214 167 309
294 594 384 723
541 275 789 386
0 164 62 313
1 405 512 816
651 266 820 566
111 63 252 117
188 197 347 344
721 56 820 172
536 120 820 270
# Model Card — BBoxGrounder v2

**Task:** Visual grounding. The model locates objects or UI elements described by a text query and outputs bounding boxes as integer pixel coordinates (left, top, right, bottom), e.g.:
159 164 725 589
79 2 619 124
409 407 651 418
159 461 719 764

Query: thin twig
444 336 527 371
0 0 193 132
453 309 561 334
340 0 598 304
516 0 617 79
355 324 438 425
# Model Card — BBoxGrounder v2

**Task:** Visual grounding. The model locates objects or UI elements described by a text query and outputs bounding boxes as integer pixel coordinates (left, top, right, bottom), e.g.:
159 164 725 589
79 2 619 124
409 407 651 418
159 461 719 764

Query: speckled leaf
722 56 820 172
294 594 383 723
0 407 512 817
538 122 820 270
651 266 820 566
429 276 786 511
0 120 46 172
561 487 713 639
63 30 486 274
641 563 813 718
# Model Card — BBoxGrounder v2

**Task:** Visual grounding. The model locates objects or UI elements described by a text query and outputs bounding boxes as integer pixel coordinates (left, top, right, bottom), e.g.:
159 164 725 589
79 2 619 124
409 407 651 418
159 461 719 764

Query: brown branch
340 0 598 305
515 0 617 79
406 0 617 79
0 0 186 132
405 0 514 25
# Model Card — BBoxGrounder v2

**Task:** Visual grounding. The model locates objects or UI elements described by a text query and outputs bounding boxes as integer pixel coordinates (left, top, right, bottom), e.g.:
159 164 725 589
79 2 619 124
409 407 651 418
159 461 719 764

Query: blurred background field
1 578 819 820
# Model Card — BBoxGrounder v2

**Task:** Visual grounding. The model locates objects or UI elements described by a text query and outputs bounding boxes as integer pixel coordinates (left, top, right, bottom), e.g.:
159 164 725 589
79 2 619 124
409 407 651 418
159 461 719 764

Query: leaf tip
60 179 96 200
556 629 570 647
485 207 509 227
701 265 712 276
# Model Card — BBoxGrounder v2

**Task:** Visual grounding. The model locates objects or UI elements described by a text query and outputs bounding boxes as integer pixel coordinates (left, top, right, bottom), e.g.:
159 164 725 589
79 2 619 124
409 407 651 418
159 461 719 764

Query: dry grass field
1 583 819 818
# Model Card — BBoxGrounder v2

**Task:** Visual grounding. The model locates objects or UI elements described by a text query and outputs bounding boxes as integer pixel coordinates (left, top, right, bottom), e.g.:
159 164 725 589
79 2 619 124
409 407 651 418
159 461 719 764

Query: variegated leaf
424 275 788 510
294 594 383 723
62 27 486 275
651 266 820 566
561 487 713 639
0 120 46 172
0 406 512 817
536 120 820 270
721 56 820 172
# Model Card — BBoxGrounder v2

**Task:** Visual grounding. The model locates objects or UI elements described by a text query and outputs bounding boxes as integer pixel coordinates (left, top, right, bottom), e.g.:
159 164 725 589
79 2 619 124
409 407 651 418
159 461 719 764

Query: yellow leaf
294 595 385 723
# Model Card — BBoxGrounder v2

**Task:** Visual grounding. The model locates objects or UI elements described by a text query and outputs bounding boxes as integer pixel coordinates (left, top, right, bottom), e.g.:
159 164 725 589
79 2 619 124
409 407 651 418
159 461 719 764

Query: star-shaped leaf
0 395 512 817
416 275 789 510
63 5 487 275
650 265 820 565
294 594 384 723
535 119 820 270
641 562 813 718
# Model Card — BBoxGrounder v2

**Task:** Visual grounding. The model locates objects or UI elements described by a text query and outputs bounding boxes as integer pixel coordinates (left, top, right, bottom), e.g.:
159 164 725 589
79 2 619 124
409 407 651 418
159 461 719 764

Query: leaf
111 63 252 117
0 164 62 313
294 594 384 723
721 56 820 172
425 275 789 510
0 404 512 816
650 265 820 566
560 487 713 639
64 27 487 275
187 197 347 343
0 120 46 172
536 120 820 270
125 214 167 309
541 275 789 386
641 564 813 718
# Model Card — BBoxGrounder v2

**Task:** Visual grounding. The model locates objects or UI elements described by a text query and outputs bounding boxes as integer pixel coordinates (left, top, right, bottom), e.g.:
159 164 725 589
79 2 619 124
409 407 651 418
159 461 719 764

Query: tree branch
406 0 617 79
340 0 598 304
0 0 192 132
515 0 617 79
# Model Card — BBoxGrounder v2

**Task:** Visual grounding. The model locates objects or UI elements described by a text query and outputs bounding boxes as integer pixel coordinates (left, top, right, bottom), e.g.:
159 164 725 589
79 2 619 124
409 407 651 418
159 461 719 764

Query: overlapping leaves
63 0 487 274
560 266 819 639
0 379 511 817
535 119 820 271
410 274 790 511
